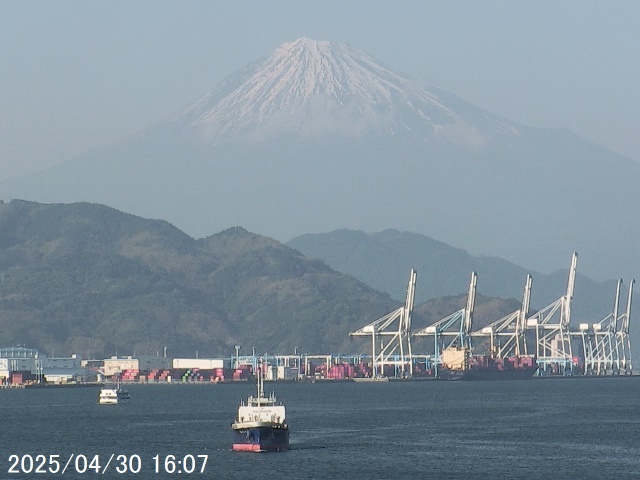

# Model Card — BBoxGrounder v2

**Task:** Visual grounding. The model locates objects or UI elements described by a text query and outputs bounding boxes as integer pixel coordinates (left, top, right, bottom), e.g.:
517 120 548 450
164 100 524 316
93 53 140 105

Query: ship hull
461 365 538 381
232 424 289 452
438 355 538 381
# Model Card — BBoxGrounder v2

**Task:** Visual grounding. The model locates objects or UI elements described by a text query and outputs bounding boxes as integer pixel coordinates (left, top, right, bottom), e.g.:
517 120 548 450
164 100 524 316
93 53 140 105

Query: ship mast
256 368 264 403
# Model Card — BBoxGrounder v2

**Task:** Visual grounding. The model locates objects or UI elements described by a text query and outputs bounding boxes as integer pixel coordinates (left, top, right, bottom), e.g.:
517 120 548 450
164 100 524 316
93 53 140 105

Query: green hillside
0 200 517 359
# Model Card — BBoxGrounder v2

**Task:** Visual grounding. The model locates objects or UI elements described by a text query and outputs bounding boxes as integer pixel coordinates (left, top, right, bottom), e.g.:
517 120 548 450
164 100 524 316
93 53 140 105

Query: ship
437 347 538 381
98 382 130 404
461 353 538 380
231 371 289 452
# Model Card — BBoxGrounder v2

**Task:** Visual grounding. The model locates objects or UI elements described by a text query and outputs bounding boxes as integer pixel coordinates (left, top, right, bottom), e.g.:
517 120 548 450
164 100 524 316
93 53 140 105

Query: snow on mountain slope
177 37 520 148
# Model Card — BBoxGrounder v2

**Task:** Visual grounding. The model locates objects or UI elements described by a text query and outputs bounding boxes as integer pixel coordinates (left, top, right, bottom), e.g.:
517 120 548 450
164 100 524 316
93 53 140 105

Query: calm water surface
1 378 639 479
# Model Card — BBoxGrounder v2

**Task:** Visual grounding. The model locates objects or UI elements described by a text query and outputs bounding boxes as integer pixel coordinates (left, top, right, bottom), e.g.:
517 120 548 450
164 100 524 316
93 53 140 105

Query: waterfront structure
578 278 634 375
350 269 417 377
527 252 578 375
472 274 532 359
413 272 477 377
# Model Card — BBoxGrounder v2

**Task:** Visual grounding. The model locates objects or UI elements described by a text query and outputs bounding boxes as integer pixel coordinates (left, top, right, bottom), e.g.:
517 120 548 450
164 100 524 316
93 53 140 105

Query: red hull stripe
232 443 289 452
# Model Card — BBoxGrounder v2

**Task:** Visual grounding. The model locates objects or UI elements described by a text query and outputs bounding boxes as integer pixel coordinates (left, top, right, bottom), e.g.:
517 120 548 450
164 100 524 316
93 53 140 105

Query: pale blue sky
1 1 639 181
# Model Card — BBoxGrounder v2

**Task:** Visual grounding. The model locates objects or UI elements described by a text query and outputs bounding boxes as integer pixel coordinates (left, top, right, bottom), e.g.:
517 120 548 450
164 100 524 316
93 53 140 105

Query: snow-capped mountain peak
178 37 520 147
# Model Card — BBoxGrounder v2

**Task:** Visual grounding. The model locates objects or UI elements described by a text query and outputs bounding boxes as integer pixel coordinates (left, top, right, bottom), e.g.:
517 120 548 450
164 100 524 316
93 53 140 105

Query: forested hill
0 200 516 358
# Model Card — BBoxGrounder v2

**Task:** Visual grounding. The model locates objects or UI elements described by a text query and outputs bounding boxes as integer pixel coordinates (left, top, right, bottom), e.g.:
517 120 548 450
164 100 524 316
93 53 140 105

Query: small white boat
98 383 130 405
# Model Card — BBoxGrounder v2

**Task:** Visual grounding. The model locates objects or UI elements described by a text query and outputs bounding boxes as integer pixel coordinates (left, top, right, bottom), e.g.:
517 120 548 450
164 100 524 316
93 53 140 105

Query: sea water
1 378 639 479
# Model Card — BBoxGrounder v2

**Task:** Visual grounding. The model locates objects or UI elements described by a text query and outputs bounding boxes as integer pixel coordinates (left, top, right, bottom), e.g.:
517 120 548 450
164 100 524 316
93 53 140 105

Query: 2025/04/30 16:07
6 454 209 475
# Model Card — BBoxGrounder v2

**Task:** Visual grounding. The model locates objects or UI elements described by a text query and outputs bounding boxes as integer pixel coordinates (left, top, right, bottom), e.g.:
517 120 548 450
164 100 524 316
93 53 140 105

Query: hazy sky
1 1 639 182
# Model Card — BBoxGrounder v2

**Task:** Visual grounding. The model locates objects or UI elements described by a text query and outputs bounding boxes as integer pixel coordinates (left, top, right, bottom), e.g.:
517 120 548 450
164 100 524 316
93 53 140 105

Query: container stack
119 369 139 382
318 362 356 379
146 369 172 382
353 363 372 378
232 366 253 381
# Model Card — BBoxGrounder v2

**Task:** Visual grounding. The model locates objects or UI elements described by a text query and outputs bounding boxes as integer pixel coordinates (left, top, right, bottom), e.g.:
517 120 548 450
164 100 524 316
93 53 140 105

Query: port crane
615 279 634 374
579 279 622 375
577 279 633 375
350 269 417 377
472 274 532 358
413 271 477 376
527 252 577 375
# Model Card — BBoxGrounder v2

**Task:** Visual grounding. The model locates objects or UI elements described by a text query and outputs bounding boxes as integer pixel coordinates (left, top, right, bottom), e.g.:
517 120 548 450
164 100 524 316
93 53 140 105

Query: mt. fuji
177 37 518 149
3 37 640 280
